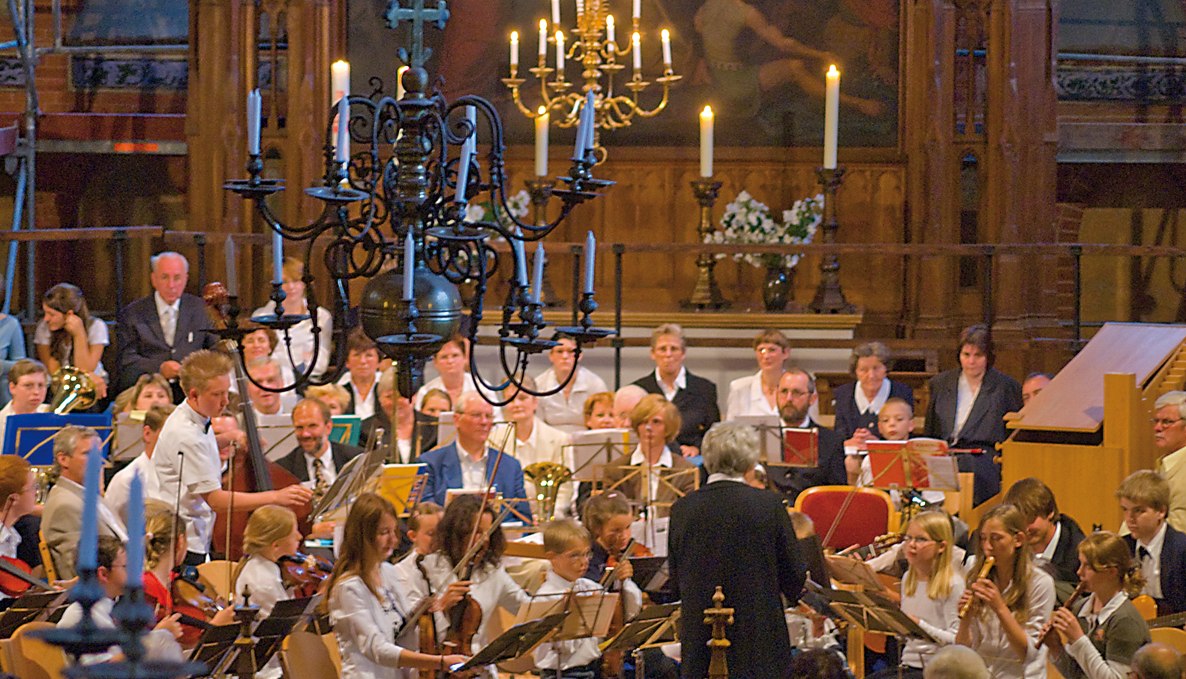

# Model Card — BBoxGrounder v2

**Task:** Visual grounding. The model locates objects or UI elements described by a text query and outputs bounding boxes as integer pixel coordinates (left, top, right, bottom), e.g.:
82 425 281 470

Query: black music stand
186 622 240 675
0 589 68 637
448 612 568 673
250 596 320 670
807 578 934 676
599 603 680 679
628 557 670 595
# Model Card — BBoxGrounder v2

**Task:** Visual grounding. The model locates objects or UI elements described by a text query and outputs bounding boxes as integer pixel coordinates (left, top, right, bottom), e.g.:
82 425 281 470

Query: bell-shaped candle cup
403 231 415 302
126 472 144 589
532 241 545 304
76 440 105 573
513 230 529 288
247 89 261 156
335 96 350 164
583 231 595 295
225 235 238 297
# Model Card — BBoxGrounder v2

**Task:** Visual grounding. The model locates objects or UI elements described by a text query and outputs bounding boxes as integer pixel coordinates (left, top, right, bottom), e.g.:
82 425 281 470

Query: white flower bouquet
706 190 823 269
464 189 531 230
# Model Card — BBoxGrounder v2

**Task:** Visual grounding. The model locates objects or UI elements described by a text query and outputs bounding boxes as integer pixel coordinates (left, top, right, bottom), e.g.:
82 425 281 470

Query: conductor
668 421 806 679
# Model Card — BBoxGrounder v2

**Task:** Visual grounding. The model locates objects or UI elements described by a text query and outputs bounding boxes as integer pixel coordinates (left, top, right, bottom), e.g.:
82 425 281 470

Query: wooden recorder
958 556 995 619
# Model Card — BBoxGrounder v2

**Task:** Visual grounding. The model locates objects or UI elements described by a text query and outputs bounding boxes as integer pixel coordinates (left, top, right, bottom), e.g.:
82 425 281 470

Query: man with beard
767 368 847 502
276 398 363 500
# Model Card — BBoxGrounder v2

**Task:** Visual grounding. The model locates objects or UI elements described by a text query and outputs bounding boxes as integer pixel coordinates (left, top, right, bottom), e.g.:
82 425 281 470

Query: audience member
924 324 1023 506
304 383 351 416
419 388 453 417
490 376 573 518
276 398 363 500
602 394 696 518
115 251 215 394
362 368 437 458
337 328 381 420
724 328 790 420
611 384 647 428
106 403 172 520
923 645 990 679
834 341 915 447
1130 643 1184 679
582 391 616 429
36 282 109 396
0 359 49 449
768 368 846 501
1021 372 1052 406
1003 476 1086 597
1117 469 1186 615
0 289 26 408
43 425 128 578
1152 391 1186 532
535 332 609 433
113 373 173 414
250 257 334 379
413 336 477 410
245 357 287 417
631 323 720 457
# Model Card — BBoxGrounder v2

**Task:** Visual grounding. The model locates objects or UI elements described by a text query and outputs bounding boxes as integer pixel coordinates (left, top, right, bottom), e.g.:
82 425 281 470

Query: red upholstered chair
793 485 895 551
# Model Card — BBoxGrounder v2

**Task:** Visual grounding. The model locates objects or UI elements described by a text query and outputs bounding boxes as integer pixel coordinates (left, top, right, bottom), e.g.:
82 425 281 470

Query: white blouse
964 567 1056 679
234 555 295 679
725 371 779 421
329 562 419 679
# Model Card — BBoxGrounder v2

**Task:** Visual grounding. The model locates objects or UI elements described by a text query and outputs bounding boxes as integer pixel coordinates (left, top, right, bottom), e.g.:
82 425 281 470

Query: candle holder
809 166 856 314
525 177 561 307
682 177 729 310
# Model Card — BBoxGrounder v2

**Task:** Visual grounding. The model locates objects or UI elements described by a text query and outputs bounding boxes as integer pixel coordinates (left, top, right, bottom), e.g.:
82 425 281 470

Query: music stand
732 415 783 464
111 411 146 462
0 589 68 638
255 413 296 461
310 438 389 522
599 602 680 676
865 440 960 494
567 428 634 483
448 612 568 672
628 557 671 595
777 427 820 468
250 596 320 670
330 414 362 446
6 412 113 461
374 463 428 515
825 555 890 592
186 622 240 674
806 580 934 641
516 590 618 640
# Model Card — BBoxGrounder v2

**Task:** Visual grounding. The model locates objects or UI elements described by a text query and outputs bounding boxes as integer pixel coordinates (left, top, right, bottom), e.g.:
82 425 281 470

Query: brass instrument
523 461 573 522
50 366 96 414
958 556 995 619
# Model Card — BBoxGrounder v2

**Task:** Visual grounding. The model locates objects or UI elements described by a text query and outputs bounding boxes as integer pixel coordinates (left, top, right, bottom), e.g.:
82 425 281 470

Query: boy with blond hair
1117 470 1186 615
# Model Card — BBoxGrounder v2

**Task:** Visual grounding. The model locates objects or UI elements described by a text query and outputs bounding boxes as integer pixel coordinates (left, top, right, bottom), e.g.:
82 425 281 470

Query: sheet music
112 411 146 462
567 428 633 482
731 415 782 462
631 517 669 558
255 413 296 461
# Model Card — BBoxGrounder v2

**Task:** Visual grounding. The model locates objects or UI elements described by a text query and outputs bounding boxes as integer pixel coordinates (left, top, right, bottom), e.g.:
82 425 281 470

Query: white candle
403 230 414 301
699 105 713 177
335 95 349 163
510 31 519 70
632 32 641 73
572 91 591 161
606 15 615 45
126 472 144 589
535 106 549 177
552 0 561 25
539 19 548 58
331 60 350 102
225 235 238 297
272 230 283 285
513 230 529 287
556 31 565 77
532 241 545 304
661 29 672 70
455 107 473 204
396 65 408 99
247 88 261 155
633 0 640 22
823 64 840 169
583 230 595 294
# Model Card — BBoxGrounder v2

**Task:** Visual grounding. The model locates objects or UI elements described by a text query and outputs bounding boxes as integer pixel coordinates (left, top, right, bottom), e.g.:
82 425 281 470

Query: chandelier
220 0 614 405
502 0 680 162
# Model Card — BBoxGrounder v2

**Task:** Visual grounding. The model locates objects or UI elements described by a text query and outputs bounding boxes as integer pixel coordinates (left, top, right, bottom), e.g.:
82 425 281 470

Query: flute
1038 580 1090 647
958 556 995 618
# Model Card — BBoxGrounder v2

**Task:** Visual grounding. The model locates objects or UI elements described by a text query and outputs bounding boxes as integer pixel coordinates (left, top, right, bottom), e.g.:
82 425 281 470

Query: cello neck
232 352 273 492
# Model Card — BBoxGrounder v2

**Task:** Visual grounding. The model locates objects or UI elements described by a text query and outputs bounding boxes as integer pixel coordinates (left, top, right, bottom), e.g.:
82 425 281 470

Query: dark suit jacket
669 481 805 679
767 419 847 503
923 367 1023 506
632 371 720 449
832 379 915 441
344 380 379 416
115 293 217 393
275 441 364 482
1125 525 1186 615
359 410 438 459
416 442 532 523
1048 515 1087 587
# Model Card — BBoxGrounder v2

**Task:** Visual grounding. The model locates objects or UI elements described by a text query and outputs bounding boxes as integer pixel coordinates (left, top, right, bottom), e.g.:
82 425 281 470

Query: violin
414 554 440 679
600 538 651 677
171 566 225 646
277 552 333 598
0 555 54 597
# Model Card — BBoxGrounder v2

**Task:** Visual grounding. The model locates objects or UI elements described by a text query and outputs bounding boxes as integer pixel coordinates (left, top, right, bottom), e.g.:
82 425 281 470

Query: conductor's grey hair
701 422 760 477
922 645 989 679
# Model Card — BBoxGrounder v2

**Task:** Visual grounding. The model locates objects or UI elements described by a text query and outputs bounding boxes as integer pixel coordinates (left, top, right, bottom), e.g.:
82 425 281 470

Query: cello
203 283 311 560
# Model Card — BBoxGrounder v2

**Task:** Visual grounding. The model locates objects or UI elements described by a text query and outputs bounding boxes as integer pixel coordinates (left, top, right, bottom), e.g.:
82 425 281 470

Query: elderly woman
602 394 697 517
631 323 720 457
725 329 790 420
923 325 1022 506
834 341 915 446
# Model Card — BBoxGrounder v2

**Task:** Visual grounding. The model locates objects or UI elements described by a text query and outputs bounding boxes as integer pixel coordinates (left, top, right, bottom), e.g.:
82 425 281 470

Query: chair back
1150 626 1186 654
281 630 340 679
1131 594 1157 621
794 485 894 550
8 621 66 679
197 560 236 602
37 531 57 583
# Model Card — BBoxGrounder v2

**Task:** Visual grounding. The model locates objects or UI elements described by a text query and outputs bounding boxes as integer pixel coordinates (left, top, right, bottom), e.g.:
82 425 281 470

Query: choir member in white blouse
724 329 790 420
535 333 609 434
326 493 468 678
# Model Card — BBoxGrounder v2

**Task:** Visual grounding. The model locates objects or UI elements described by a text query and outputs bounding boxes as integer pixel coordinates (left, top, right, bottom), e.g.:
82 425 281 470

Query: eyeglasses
782 389 811 398
756 346 784 355
563 551 593 561
1151 417 1183 428
902 536 934 545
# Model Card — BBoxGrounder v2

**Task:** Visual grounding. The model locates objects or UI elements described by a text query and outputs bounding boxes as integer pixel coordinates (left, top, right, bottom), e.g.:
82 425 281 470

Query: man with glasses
767 368 846 502
1151 391 1186 531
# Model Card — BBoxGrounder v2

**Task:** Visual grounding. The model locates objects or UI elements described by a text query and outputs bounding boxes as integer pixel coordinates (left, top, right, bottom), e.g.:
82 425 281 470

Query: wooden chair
281 630 340 679
794 485 895 551
1132 594 1158 620
1151 626 1186 653
37 530 57 583
196 560 236 602
7 621 67 679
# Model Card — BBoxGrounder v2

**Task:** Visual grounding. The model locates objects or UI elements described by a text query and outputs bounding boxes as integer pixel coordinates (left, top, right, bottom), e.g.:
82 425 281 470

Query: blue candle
513 230 529 288
583 231 595 294
532 241 545 304
272 230 283 286
76 441 104 572
247 89 261 156
581 90 596 155
403 231 415 302
126 472 144 588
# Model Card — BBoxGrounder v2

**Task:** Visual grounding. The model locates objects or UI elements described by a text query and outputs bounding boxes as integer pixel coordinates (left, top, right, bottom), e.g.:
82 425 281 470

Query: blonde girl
893 511 965 676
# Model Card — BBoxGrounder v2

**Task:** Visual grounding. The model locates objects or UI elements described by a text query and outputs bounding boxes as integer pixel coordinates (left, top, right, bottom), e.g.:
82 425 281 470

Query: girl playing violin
393 501 442 593
1048 532 1150 679
232 505 303 679
581 492 641 594
0 455 39 591
143 502 235 642
956 504 1056 679
408 494 530 679
326 492 468 678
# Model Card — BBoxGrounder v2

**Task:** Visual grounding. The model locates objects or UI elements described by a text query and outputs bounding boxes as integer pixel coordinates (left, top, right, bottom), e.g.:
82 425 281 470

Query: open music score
781 427 820 468
864 439 960 492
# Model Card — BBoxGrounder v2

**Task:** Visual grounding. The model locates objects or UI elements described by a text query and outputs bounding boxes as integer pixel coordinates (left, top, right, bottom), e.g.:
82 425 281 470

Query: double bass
204 283 311 560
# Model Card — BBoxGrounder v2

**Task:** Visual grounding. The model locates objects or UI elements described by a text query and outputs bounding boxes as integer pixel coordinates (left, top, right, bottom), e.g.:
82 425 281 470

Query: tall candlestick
396 65 409 99
633 0 640 22
632 32 641 73
403 230 414 301
532 241 545 304
331 60 350 101
606 14 615 45
272 230 284 285
552 0 561 25
823 64 840 169
556 31 566 77
126 472 144 588
247 88 261 156
335 95 349 163
513 231 529 287
583 231 595 294
535 107 549 177
699 105 714 178
538 20 548 59
661 29 672 70
510 31 519 70
76 441 104 572
225 235 238 297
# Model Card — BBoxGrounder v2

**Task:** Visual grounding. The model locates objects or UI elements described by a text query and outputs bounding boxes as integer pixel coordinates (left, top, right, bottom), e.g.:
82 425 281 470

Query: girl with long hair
35 283 109 384
326 492 467 678
956 504 1056 678
1049 532 1151 679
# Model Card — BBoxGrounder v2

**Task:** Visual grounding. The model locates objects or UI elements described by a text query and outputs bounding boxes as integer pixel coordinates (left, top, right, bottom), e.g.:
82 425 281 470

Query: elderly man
923 645 990 679
42 425 128 579
1130 643 1184 679
276 398 363 500
246 358 287 418
115 251 217 395
612 385 648 429
768 368 846 501
1152 391 1186 532
668 422 805 679
631 324 720 457
490 376 573 519
416 392 531 522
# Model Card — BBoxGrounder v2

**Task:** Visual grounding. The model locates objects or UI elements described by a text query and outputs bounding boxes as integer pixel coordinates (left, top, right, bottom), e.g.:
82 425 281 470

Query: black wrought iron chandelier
221 0 614 405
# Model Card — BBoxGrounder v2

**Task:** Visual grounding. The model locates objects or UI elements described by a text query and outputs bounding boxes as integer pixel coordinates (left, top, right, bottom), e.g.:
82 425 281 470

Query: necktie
1139 545 1152 561
312 457 328 501
162 306 176 346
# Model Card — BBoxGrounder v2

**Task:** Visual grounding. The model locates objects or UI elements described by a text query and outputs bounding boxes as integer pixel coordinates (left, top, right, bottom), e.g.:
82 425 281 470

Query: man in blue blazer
417 392 532 523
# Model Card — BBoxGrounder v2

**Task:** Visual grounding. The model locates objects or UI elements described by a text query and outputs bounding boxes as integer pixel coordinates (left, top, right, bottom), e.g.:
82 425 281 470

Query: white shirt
491 418 574 517
629 445 673 502
0 523 19 560
1038 522 1063 562
155 291 181 347
532 570 633 671
338 371 378 420
456 439 489 492
1064 591 1132 679
33 316 110 380
964 567 1055 679
58 597 182 665
535 366 609 434
1137 522 1167 599
412 375 503 420
329 562 418 679
150 399 223 555
302 442 338 490
899 572 964 668
0 402 50 455
725 371 779 421
106 452 161 522
235 554 294 679
951 373 977 442
653 367 687 402
853 378 893 418
251 304 334 379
